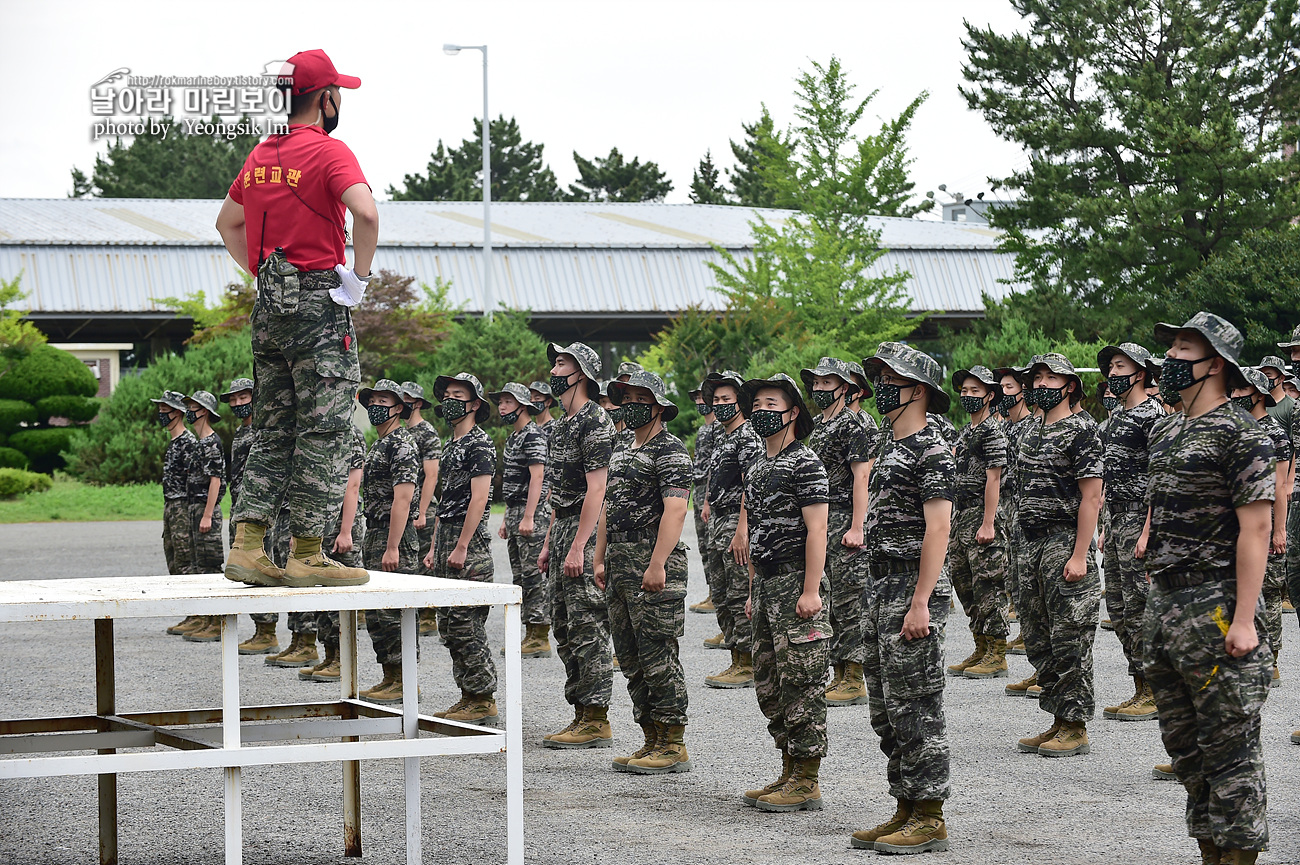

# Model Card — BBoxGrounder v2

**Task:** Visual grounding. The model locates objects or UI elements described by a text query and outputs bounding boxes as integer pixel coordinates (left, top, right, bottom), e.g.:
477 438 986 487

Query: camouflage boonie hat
1028 353 1086 405
1241 368 1278 406
357 379 413 419
799 357 859 399
1097 343 1152 376
1144 355 1164 383
1154 311 1249 388
615 361 644 381
951 365 1002 400
739 373 815 440
688 380 705 399
547 342 602 399
434 372 491 423
609 370 680 423
1258 356 1288 378
399 381 432 409
1276 324 1300 350
845 360 873 399
186 390 222 421
150 390 188 413
702 369 745 406
527 380 556 409
219 378 254 403
992 364 1031 385
1096 380 1111 399
862 342 950 414
487 382 540 417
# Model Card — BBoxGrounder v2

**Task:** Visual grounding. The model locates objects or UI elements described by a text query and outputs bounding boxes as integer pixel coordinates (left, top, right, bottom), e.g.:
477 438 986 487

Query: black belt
710 504 740 518
954 494 983 510
754 560 803 578
554 503 582 520
1108 500 1147 514
868 557 919 578
1151 571 1212 589
1021 521 1075 541
608 527 659 544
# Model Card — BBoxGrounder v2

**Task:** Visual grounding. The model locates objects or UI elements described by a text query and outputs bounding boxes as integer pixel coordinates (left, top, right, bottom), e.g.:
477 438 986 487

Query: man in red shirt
216 48 377 588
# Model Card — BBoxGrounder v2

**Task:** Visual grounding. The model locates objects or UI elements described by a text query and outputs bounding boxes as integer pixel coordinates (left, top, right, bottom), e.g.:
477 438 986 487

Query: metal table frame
0 573 524 865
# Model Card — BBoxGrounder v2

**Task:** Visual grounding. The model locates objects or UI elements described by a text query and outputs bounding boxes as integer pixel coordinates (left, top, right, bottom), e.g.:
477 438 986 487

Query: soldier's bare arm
385 482 415 571
1228 499 1271 657
977 466 1000 544
566 467 607 578
214 196 248 273
413 458 438 530
645 490 689 593
844 460 869 548
797 502 828 618
905 497 951 640
1066 477 1102 581
1272 460 1290 554
340 184 378 276
730 492 750 566
334 467 362 554
521 463 543 536
593 507 608 590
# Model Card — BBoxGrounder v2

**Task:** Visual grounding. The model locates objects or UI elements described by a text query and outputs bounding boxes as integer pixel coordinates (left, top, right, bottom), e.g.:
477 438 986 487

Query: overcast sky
0 0 1029 212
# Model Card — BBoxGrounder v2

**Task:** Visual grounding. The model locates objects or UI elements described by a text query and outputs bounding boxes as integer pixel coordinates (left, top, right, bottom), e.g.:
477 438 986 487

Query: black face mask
441 397 470 422
810 389 840 410
1102 396 1119 413
531 401 549 416
184 409 198 424
157 411 172 427
750 408 791 438
550 371 576 397
322 91 339 134
367 403 396 427
959 395 986 415
1032 385 1068 412
1108 372 1138 397
608 407 625 425
1232 395 1257 412
694 403 710 417
712 402 738 423
874 382 920 416
231 403 253 419
1160 355 1214 399
622 402 656 430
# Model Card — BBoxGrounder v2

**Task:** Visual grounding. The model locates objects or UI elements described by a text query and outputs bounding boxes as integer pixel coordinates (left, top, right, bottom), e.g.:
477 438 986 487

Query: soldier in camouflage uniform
945 366 1011 682
1138 313 1275 865
597 371 694 774
1280 329 1300 745
529 380 556 434
1014 353 1104 759
421 373 500 725
540 343 618 749
490 382 552 657
800 357 875 705
848 344 953 854
702 370 764 688
400 382 443 636
598 380 633 453
1096 343 1165 721
1259 355 1293 432
356 381 421 705
994 366 1034 667
156 392 202 635
734 373 830 814
179 391 229 643
688 382 718 615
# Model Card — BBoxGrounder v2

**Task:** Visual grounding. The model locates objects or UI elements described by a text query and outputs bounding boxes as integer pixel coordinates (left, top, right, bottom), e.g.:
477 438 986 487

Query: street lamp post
443 43 494 320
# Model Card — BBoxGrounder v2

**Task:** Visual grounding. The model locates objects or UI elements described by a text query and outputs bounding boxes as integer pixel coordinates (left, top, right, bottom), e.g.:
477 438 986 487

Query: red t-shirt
228 125 369 274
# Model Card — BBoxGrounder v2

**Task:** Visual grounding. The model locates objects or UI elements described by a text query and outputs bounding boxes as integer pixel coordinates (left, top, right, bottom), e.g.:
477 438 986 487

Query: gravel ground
1 518 1298 864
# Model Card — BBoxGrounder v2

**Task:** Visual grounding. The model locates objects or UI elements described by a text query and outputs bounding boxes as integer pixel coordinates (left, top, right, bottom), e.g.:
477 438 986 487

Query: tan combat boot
627 723 692 774
1221 851 1258 865
1271 648 1281 688
1007 633 1026 655
1005 670 1038 697
298 642 336 680
238 621 279 655
826 662 869 705
963 638 1009 679
851 799 913 849
1197 838 1222 865
874 799 949 854
418 608 438 636
743 751 793 806
265 631 300 666
520 624 553 658
755 757 822 812
1017 717 1062 753
703 632 730 650
224 522 285 586
267 631 318 668
183 616 222 643
947 634 988 676
543 705 583 742
166 615 204 635
613 722 659 772
359 663 403 704
824 662 845 696
443 693 498 725
306 644 341 682
1152 762 1177 780
283 537 370 588
689 594 715 613
1291 730 1300 745
1038 719 1090 757
545 705 613 749
1111 676 1158 720
705 649 755 689
612 653 620 671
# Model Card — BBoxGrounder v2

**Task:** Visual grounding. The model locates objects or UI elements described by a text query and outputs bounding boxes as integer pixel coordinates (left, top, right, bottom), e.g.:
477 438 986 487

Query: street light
443 43 494 320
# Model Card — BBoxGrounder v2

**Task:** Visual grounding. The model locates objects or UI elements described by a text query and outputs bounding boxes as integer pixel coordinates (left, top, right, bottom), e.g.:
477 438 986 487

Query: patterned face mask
959 395 986 415
712 402 738 423
622 402 656 430
1232 395 1257 412
1032 385 1067 411
531 401 548 416
549 371 577 397
1159 355 1214 399
367 403 396 427
184 409 198 424
157 411 172 426
694 402 710 416
608 407 625 425
750 408 791 438
1108 372 1138 397
231 403 253 419
810 388 840 409
500 410 520 425
1102 396 1119 413
874 382 919 415
441 397 470 422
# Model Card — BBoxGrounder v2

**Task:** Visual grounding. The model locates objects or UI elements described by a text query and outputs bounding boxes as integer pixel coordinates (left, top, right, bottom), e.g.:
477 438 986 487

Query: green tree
0 272 47 381
566 147 673 202
727 108 798 209
961 0 1300 342
352 271 449 382
689 150 729 204
387 115 563 202
69 115 260 198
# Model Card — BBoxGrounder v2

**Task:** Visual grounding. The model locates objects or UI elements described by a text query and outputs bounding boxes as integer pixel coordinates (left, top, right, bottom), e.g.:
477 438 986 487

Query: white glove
330 264 371 307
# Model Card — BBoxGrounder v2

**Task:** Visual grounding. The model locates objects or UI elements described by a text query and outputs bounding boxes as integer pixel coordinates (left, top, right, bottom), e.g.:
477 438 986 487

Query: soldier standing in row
400 382 442 636
688 382 718 615
157 391 200 635
994 366 1032 668
179 391 228 643
529 380 556 435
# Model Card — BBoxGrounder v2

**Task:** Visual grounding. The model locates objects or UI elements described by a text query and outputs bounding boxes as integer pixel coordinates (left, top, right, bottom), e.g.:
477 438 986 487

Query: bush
0 446 27 469
0 398 37 434
0 467 53 497
35 395 100 424
0 344 98 402
9 427 77 473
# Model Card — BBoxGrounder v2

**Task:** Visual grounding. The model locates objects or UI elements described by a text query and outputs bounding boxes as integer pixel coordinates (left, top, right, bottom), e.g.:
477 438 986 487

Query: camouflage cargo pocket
314 302 361 384
641 589 686 639
785 619 832 685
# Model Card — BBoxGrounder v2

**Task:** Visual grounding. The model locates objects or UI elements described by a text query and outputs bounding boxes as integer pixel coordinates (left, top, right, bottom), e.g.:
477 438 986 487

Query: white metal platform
0 572 524 865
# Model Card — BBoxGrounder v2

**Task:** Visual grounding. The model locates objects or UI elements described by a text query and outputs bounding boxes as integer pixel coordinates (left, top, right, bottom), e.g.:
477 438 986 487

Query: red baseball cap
282 49 361 96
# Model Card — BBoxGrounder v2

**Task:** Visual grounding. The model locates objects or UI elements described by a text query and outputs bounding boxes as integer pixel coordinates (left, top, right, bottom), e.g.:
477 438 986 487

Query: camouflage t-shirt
1016 413 1103 529
1100 397 1165 505
606 429 693 533
806 409 874 510
545 399 616 510
162 429 198 501
953 417 1008 509
929 412 958 448
1146 402 1275 579
614 427 636 455
1259 413 1292 531
229 423 255 505
406 419 443 506
363 426 420 524
707 421 764 511
437 424 497 522
501 422 548 504
1292 408 1300 495
345 424 367 473
693 421 719 497
744 441 829 569
1000 415 1035 513
187 432 227 503
865 424 955 561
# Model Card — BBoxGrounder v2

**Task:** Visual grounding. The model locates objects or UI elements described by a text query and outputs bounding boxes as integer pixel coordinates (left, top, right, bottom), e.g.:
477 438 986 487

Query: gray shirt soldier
688 381 719 615
1258 354 1293 432
596 370 694 774
850 343 954 855
1139 312 1275 865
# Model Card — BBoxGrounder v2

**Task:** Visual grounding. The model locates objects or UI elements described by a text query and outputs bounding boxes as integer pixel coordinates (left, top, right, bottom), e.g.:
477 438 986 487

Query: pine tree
727 108 797 209
566 147 673 202
388 115 563 201
689 150 729 204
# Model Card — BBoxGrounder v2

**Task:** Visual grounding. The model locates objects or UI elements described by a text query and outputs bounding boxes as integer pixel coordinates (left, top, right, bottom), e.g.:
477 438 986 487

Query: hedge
35 395 100 424
0 446 27 469
0 467 53 497
0 344 98 403
0 399 37 434
9 428 76 473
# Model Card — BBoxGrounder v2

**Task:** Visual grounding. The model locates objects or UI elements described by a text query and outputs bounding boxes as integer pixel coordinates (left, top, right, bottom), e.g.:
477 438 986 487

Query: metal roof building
0 198 1018 346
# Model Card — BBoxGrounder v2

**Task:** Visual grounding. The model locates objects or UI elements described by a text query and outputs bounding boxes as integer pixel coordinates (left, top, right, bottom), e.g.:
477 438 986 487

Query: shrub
0 398 36 434
9 427 77 473
0 344 98 402
0 446 27 469
0 467 52 497
35 395 100 424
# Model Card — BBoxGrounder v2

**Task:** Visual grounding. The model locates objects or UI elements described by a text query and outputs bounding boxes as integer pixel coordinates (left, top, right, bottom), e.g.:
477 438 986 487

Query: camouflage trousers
1263 552 1286 663
1144 578 1271 851
752 563 832 759
433 519 498 696
505 503 551 625
864 560 951 802
252 508 315 632
188 501 224 574
161 499 193 576
1103 507 1150 677
414 519 436 575
947 505 1010 639
606 538 689 726
550 514 613 708
707 510 752 653
1287 498 1300 630
693 507 714 598
1000 511 1023 613
231 284 360 538
826 508 869 665
1019 527 1101 722
363 520 420 667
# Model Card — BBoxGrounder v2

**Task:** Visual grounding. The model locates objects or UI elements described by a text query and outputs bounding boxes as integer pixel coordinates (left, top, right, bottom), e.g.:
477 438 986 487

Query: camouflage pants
826 508 868 665
1144 579 1271 851
998 503 1019 608
550 514 613 708
161 499 193 576
752 564 831 759
433 519 498 696
1020 528 1101 722
231 286 360 538
707 510 752 653
414 520 436 575
1287 497 1300 628
362 520 420 666
693 507 714 598
505 503 551 625
314 512 366 648
606 540 689 726
1103 507 1150 677
863 561 951 802
1263 552 1286 663
947 506 1010 639
188 501 224 574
